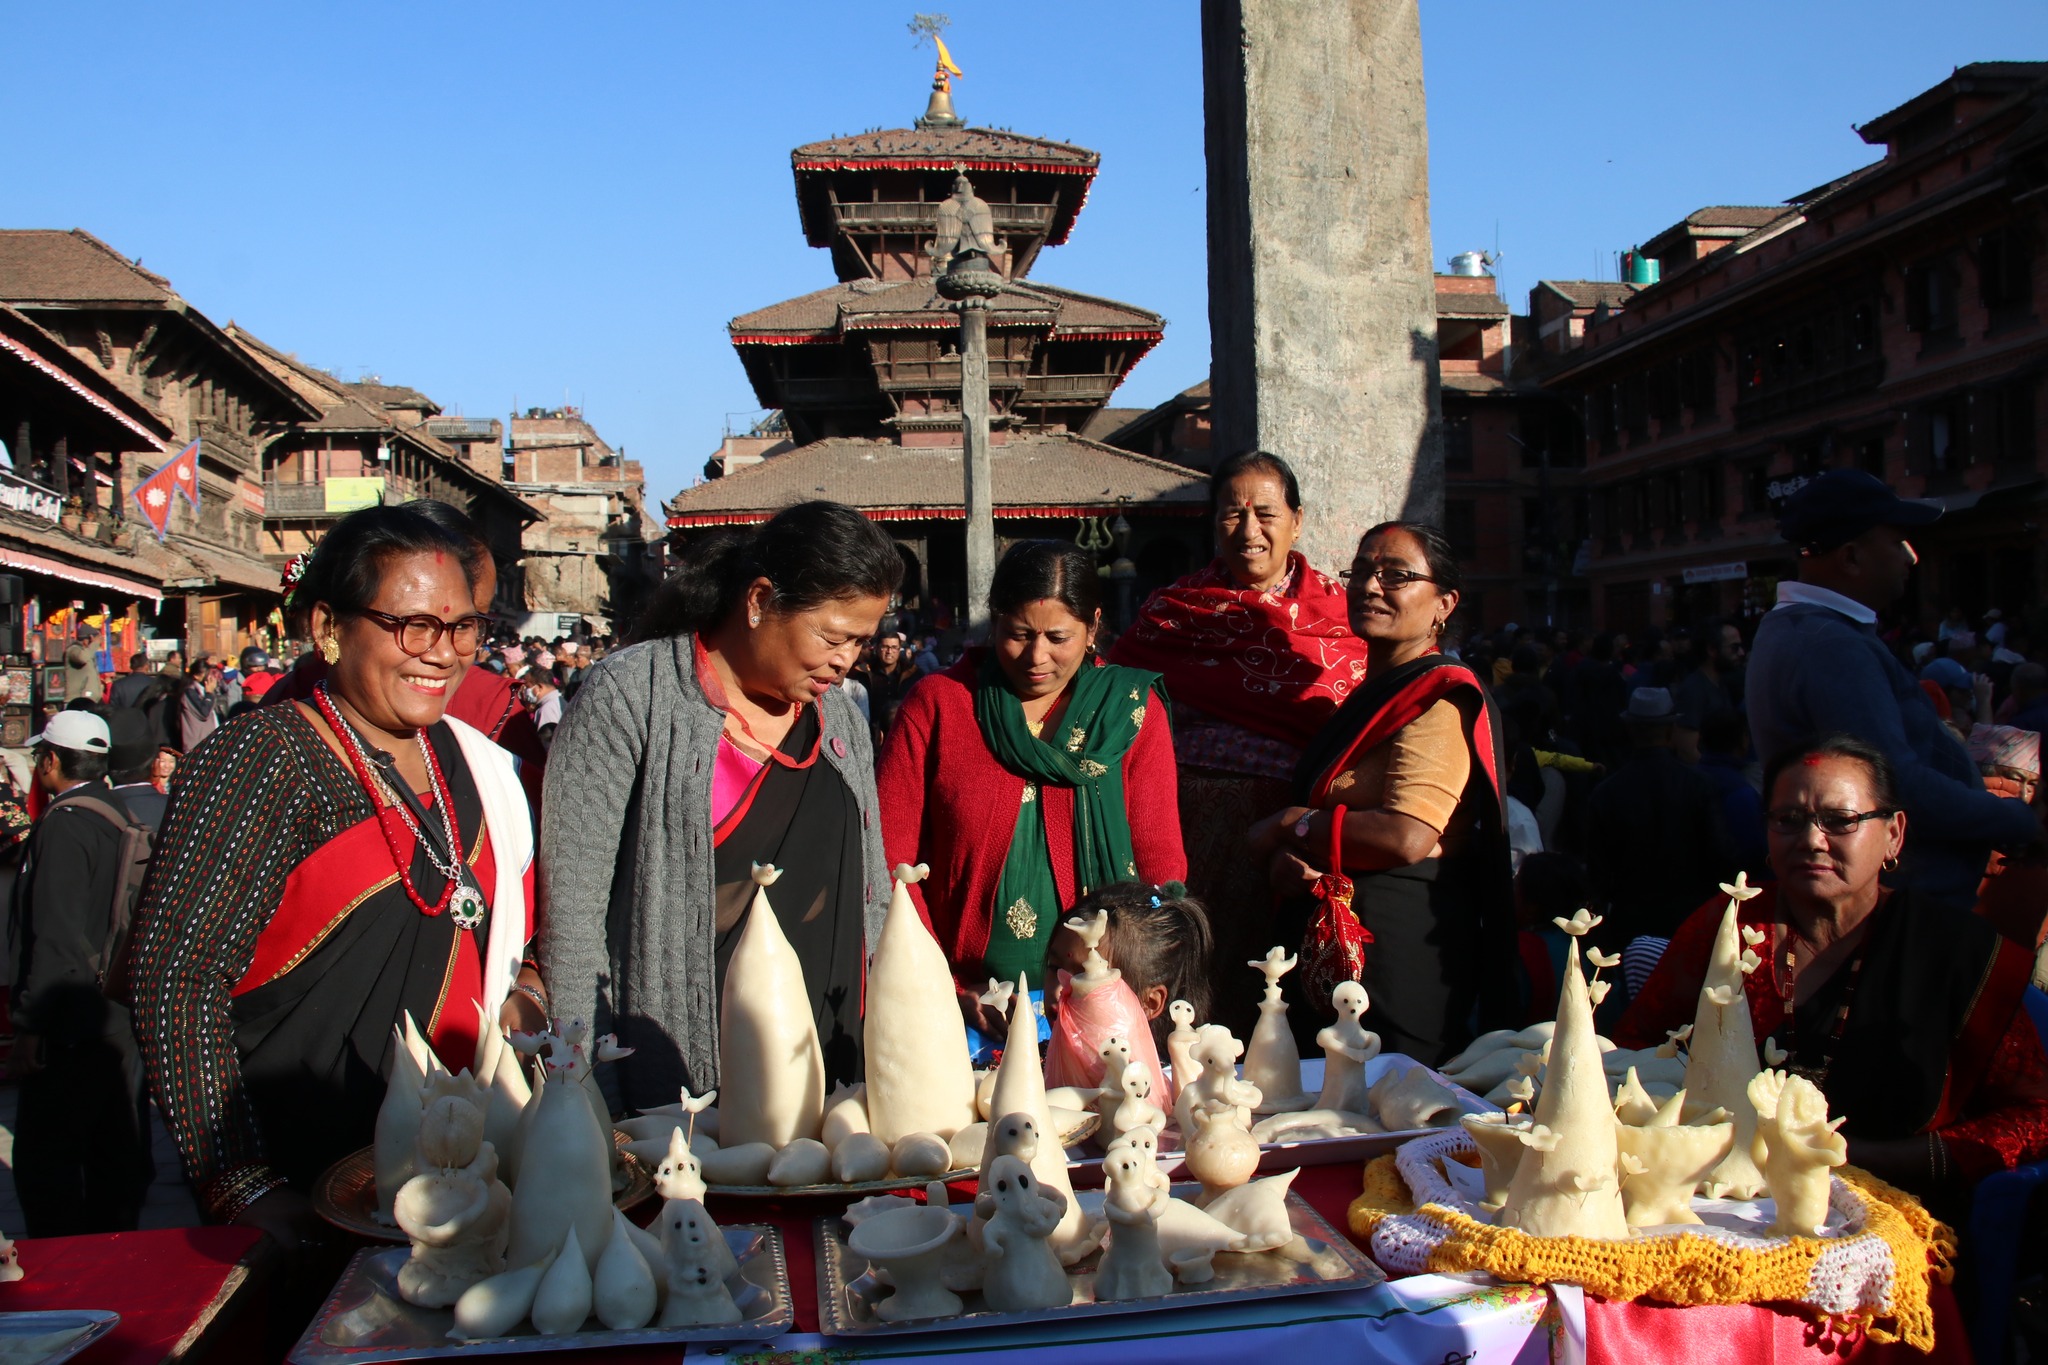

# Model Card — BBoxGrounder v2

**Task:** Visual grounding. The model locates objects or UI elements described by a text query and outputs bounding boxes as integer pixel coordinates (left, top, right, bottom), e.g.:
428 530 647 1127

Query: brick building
228 329 537 619
0 229 321 660
508 407 662 635
1541 63 2048 633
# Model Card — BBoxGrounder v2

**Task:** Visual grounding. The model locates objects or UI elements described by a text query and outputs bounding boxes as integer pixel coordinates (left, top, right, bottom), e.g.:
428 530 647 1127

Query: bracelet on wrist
508 981 549 1016
202 1163 289 1223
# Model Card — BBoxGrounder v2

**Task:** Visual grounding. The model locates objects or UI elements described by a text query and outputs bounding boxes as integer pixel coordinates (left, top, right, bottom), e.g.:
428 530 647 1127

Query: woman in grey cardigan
538 502 902 1112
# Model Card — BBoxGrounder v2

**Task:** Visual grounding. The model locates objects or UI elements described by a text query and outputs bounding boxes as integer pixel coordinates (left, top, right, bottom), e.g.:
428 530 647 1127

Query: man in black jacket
5 710 151 1235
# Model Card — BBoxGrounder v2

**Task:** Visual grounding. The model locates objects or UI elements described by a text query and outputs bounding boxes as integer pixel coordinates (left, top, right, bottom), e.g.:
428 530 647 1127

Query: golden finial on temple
910 13 964 128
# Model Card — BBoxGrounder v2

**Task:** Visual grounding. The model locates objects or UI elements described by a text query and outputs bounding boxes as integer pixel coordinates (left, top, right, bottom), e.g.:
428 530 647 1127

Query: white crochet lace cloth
1371 1128 1900 1317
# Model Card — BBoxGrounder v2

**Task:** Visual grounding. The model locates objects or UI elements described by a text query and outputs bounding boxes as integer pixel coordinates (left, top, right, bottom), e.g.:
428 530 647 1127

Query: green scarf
973 654 1165 985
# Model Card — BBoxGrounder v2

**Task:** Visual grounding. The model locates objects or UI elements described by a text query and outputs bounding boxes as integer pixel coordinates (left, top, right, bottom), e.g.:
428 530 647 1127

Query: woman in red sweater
877 541 1186 1032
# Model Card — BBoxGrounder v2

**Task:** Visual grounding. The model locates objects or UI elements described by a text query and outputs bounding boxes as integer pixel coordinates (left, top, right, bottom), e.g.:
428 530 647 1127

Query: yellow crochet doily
1350 1151 1956 1351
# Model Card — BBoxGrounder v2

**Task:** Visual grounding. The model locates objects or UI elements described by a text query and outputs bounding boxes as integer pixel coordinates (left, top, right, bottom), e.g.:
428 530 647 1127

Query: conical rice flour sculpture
975 973 1098 1264
717 864 825 1149
1498 927 1628 1239
863 864 979 1145
1681 875 1768 1199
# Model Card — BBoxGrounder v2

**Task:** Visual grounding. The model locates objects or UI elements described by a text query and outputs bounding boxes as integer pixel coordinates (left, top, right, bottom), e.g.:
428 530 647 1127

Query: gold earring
320 636 341 665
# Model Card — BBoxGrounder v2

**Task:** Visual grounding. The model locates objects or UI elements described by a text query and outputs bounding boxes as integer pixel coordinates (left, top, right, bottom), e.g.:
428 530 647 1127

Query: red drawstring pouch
1301 803 1370 1015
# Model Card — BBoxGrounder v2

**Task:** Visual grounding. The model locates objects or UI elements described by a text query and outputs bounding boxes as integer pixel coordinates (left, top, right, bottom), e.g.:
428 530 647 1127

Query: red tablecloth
0 1226 263 1364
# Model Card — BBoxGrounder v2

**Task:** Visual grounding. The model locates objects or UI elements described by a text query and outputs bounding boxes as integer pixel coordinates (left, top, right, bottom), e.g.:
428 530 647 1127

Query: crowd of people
0 461 2043 1330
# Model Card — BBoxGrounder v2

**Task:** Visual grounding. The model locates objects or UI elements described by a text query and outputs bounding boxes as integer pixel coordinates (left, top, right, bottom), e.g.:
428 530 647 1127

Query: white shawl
445 714 535 1020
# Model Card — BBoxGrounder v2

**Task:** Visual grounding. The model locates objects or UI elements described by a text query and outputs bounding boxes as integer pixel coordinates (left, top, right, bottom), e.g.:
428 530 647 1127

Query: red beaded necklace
313 682 461 918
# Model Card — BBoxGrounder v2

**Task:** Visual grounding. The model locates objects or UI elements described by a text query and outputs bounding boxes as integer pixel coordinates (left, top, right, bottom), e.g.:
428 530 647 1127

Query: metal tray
313 1134 656 1243
289 1223 791 1362
1068 1054 1484 1183
0 1311 121 1365
814 1182 1383 1336
708 1111 1099 1198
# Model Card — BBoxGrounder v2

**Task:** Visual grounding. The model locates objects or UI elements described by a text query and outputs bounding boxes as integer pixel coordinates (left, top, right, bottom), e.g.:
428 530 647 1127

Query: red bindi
1800 754 1825 766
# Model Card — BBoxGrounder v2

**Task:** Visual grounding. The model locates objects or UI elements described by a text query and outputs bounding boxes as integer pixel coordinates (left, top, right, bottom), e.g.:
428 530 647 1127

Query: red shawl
1108 554 1366 750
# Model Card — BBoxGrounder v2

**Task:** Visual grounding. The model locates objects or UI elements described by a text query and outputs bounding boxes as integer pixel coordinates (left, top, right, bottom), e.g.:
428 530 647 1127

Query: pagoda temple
666 73 1207 624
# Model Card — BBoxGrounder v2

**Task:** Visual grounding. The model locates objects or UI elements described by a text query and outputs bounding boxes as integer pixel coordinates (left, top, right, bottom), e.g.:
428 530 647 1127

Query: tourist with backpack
3 710 153 1236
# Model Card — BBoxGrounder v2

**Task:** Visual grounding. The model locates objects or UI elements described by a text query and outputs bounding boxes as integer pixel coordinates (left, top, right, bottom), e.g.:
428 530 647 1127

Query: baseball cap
1778 469 1940 552
1919 657 1972 691
28 710 111 754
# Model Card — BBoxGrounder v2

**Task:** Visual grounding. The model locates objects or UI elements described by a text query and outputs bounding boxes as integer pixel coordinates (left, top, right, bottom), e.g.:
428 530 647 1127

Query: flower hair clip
279 548 314 607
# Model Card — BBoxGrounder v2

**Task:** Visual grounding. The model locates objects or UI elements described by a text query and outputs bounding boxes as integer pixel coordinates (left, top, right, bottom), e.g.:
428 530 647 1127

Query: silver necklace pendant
448 882 487 930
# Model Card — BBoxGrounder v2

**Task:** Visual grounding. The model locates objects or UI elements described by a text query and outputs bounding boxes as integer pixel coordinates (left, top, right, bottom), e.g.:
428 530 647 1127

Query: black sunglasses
1764 807 1895 837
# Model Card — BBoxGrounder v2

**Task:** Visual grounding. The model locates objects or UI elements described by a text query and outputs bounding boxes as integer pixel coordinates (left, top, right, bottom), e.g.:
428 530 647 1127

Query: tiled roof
792 126 1097 170
730 278 1162 339
350 381 439 412
1680 206 1792 230
1078 406 1148 442
666 432 1205 525
1436 289 1510 319
1535 280 1640 310
299 395 397 434
0 230 174 304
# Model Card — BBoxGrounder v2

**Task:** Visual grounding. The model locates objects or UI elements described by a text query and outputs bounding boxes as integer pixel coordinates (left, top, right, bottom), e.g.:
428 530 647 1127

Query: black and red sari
1289 653 1518 1064
131 704 535 1204
1615 882 2048 1185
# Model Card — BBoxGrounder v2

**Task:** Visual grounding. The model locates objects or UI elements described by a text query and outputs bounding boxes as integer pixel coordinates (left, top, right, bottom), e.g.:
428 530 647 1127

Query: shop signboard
324 477 387 513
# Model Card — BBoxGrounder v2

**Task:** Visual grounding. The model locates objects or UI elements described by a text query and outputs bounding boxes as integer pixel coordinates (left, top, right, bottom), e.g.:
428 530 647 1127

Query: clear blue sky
9 2 2047 500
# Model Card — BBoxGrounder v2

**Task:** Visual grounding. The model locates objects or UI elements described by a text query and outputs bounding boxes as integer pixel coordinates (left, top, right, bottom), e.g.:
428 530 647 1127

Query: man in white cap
4 710 151 1235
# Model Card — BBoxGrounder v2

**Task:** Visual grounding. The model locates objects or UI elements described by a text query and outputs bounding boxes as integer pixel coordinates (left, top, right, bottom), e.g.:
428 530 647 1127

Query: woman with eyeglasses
1614 733 2048 1207
131 503 539 1256
1109 451 1366 1033
1248 521 1516 1065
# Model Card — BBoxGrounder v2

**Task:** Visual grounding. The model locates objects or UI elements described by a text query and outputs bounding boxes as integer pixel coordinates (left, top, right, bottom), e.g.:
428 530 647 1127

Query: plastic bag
1043 969 1172 1108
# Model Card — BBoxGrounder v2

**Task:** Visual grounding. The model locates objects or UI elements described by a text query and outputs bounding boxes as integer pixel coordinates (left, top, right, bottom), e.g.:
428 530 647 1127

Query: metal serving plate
1068 1054 1485 1183
288 1223 790 1362
815 1183 1382 1336
314 1135 656 1243
708 1112 1100 1198
0 1311 120 1365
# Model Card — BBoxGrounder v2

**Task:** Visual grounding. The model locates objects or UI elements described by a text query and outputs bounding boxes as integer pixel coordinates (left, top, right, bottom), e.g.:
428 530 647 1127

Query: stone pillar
958 300 995 638
1202 0 1443 573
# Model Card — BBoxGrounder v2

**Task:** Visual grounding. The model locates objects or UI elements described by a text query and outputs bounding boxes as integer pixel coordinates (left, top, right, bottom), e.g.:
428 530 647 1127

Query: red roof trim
729 333 839 345
670 502 1204 529
1049 329 1163 343
793 158 1096 176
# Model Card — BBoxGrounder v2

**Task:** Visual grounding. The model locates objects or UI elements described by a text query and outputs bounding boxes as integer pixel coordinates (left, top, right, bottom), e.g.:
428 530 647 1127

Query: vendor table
459 1164 1969 1365
280 1162 1974 1365
0 1225 267 1364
